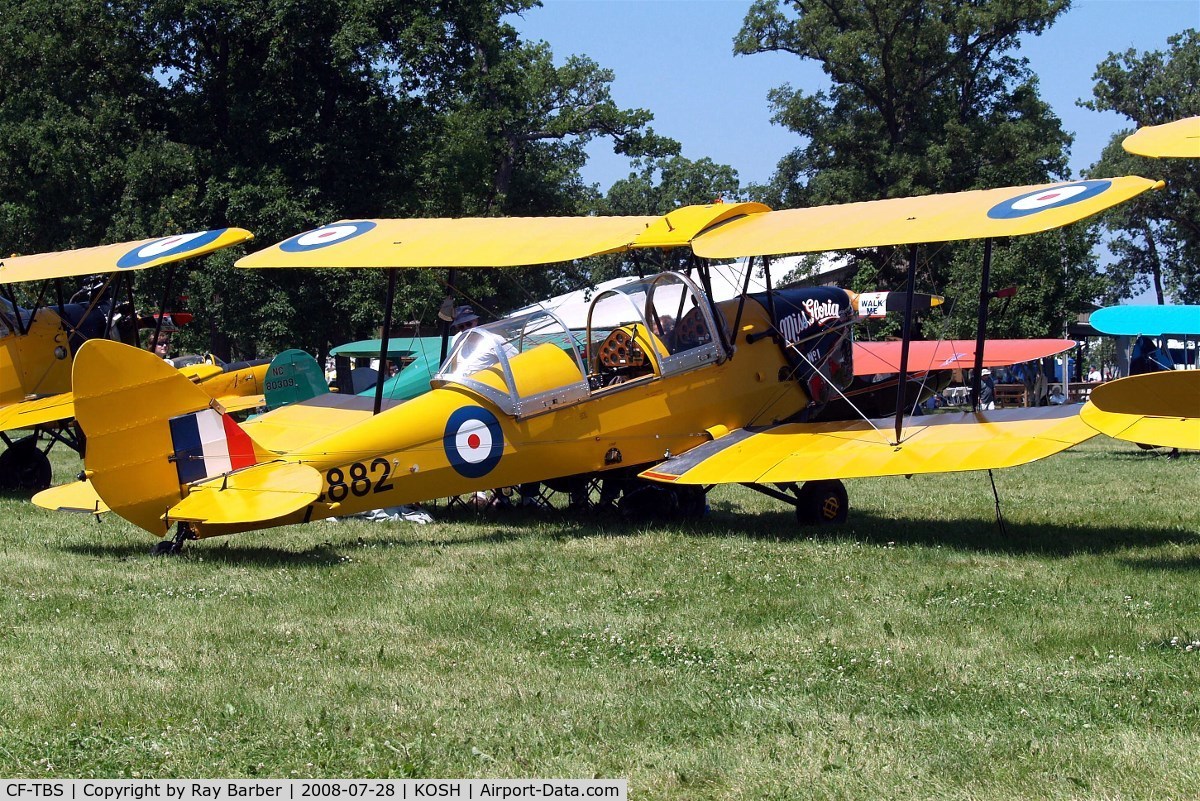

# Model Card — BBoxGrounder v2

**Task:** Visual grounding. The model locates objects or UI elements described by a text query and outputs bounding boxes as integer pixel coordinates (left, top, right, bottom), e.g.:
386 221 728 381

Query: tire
795 479 849 526
0 436 53 492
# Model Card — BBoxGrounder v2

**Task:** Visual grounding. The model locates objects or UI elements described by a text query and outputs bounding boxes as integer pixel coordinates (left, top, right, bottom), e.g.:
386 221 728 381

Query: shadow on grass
422 503 1200 560
1119 554 1200 572
55 503 1198 566
61 539 351 567
726 508 1200 559
58 525 528 567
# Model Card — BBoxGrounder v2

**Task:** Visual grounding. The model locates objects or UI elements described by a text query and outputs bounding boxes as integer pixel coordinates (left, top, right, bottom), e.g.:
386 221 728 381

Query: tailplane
72 340 271 536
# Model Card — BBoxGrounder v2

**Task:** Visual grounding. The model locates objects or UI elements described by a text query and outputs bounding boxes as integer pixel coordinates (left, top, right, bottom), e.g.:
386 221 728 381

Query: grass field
0 437 1197 799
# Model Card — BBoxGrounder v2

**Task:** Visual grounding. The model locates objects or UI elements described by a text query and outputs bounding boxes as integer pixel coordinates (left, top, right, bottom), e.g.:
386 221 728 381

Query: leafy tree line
734 0 1197 338
0 0 686 362
0 0 1194 362
1085 29 1200 304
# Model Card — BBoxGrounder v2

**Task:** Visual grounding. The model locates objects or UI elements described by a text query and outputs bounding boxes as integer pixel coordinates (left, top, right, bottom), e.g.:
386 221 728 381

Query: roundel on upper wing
987 180 1112 220
278 221 377 252
116 229 227 269
443 406 504 478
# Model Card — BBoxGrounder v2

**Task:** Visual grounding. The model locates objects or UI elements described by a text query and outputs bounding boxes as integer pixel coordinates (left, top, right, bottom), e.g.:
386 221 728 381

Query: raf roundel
116 229 227 269
443 406 504 479
987 180 1112 220
279 220 377 252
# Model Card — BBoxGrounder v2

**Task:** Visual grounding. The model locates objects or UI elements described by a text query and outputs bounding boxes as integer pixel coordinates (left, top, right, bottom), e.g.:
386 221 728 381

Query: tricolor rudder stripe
169 408 258 484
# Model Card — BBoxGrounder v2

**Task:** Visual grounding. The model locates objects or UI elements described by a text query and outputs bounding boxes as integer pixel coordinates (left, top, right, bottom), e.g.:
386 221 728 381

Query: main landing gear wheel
151 522 197 557
0 435 53 492
794 479 848 526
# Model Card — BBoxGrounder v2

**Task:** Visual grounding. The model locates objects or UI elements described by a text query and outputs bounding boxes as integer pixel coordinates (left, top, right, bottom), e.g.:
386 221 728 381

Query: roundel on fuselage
443 406 504 478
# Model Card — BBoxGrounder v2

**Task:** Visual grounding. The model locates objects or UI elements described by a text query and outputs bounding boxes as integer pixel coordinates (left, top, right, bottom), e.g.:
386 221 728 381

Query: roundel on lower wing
987 180 1112 220
278 220 377 252
443 406 504 479
116 229 227 269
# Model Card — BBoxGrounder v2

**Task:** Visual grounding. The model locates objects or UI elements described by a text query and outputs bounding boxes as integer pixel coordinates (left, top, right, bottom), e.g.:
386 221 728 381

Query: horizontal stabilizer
166 461 323 526
639 406 1095 485
217 393 266 414
1080 372 1200 450
33 479 109 515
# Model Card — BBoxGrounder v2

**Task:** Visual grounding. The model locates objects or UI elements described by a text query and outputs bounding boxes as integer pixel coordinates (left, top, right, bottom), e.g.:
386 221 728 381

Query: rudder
73 340 269 536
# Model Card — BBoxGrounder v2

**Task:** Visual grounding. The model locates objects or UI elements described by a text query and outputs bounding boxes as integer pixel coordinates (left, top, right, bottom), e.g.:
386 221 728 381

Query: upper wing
0 228 253 283
236 216 659 269
1122 117 1200 159
640 407 1095 485
235 202 771 270
1089 304 1200 337
852 339 1075 377
690 177 1161 259
1080 371 1200 450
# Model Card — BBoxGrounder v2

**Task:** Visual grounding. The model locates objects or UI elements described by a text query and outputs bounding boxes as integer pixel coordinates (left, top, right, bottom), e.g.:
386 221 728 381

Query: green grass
0 438 1197 799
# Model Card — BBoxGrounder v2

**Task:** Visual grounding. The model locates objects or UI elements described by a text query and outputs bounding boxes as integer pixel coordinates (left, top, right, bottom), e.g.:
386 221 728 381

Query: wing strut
103 272 126 340
2 284 26 334
439 268 458 364
372 267 399 416
893 244 919 444
969 238 994 411
149 265 178 352
728 256 756 357
26 280 51 328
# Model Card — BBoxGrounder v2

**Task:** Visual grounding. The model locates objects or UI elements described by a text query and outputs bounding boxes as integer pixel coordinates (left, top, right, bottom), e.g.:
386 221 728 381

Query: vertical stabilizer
73 340 268 536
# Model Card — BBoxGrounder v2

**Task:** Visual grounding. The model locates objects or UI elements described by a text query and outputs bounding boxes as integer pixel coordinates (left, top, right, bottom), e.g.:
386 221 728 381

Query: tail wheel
0 435 53 492
795 479 848 526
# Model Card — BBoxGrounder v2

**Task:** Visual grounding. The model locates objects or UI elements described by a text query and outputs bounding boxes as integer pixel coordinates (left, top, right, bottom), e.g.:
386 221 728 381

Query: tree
1083 30 1200 304
0 0 165 253
580 155 742 282
734 0 1094 338
0 0 679 360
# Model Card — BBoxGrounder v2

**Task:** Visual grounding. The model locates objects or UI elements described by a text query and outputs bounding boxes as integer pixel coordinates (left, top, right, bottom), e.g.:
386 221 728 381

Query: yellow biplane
0 229 264 489
35 177 1163 553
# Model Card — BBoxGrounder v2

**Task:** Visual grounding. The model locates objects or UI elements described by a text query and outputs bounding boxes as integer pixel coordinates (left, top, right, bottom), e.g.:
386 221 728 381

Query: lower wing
640 406 1095 484
1080 371 1200 450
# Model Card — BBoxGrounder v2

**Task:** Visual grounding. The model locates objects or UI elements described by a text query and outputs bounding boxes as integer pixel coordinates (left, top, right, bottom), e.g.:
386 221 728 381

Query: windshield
435 309 589 417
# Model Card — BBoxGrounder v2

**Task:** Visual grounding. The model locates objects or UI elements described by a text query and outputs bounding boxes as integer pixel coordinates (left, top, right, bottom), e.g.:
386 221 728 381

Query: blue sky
514 0 1198 191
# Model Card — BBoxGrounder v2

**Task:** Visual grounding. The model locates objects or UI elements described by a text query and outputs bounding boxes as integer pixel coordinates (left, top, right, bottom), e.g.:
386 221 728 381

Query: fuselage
195 291 826 537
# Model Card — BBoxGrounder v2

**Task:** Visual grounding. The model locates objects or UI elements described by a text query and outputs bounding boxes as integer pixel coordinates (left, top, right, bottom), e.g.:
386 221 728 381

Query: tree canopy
734 0 1101 339
0 0 680 360
1084 29 1200 304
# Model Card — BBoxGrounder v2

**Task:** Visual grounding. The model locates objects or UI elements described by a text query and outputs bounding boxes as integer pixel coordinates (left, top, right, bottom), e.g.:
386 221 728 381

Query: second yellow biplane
0 229 264 489
36 176 1162 552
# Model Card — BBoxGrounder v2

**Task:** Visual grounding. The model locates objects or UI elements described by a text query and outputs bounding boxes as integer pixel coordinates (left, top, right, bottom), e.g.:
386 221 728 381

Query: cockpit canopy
434 271 725 417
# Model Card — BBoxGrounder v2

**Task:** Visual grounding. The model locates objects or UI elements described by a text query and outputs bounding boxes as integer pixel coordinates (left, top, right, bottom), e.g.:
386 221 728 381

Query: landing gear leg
151 522 196 556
